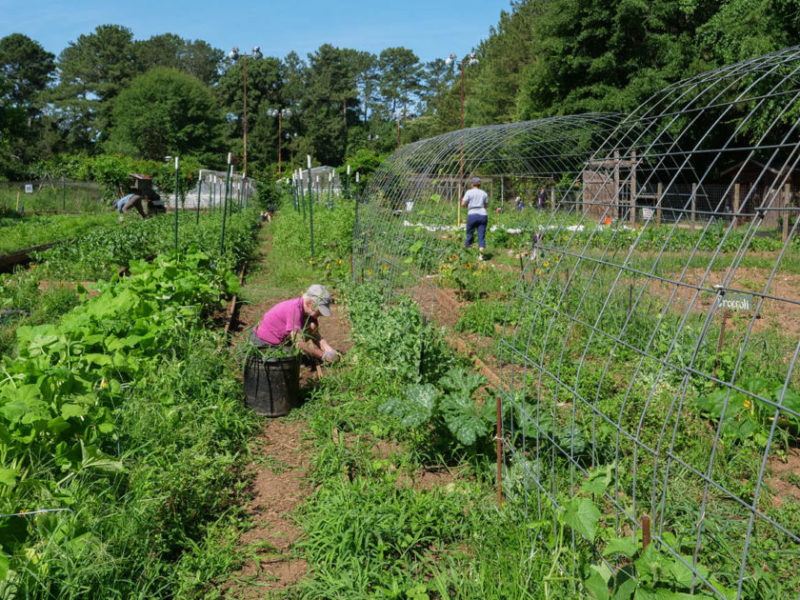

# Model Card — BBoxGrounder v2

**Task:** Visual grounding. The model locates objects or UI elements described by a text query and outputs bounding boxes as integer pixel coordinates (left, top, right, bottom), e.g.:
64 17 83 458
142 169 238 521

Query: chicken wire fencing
353 45 800 599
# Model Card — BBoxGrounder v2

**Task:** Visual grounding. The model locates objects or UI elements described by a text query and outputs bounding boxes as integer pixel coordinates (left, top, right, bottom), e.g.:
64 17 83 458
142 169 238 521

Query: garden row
0 211 261 596
190 194 733 599
1 211 257 360
0 214 124 257
354 196 800 597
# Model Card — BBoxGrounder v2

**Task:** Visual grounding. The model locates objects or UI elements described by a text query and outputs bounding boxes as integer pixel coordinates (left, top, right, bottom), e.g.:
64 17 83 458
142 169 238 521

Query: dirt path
223 226 353 598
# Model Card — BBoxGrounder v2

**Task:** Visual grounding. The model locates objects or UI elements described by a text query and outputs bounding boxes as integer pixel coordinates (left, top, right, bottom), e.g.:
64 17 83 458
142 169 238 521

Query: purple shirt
254 297 317 345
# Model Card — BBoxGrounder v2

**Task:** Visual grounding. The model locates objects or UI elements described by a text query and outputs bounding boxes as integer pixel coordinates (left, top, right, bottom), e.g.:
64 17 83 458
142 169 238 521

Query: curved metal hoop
355 46 800 599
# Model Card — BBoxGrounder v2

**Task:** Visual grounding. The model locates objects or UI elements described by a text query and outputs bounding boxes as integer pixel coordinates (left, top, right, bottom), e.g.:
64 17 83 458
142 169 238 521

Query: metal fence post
656 182 663 226
196 176 202 225
221 155 231 255
173 156 179 254
307 156 315 263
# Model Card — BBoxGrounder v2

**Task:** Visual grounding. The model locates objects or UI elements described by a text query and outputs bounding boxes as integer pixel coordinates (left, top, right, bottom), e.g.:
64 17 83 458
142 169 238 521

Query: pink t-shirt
254 297 317 345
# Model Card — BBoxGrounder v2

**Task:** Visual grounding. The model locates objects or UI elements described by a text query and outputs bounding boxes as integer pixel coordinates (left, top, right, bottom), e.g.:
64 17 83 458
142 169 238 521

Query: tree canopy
108 67 222 162
1 2 799 180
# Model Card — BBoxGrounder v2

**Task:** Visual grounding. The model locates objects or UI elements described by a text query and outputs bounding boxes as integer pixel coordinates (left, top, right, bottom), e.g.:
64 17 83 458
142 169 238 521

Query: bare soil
766 447 800 508
224 297 353 597
409 283 505 389
223 420 310 598
644 267 800 341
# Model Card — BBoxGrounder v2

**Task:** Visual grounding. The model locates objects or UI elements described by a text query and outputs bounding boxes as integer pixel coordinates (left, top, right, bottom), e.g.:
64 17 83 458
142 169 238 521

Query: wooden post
550 185 556 211
712 308 730 383
784 183 791 243
496 396 503 507
630 149 637 226
457 181 462 227
691 183 697 230
642 514 651 551
733 183 740 228
627 283 633 317
656 182 663 227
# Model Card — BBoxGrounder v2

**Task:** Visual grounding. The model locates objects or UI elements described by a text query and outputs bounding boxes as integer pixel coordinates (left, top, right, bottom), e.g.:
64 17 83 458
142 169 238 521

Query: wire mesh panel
355 46 800 599
354 114 625 317
501 46 800 600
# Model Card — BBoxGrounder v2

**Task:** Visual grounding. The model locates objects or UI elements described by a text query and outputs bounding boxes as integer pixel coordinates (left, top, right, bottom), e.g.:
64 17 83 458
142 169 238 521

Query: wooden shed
720 159 799 227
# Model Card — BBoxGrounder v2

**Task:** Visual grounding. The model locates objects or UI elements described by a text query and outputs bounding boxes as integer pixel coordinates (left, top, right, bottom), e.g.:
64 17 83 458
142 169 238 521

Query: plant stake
221 153 231 255
496 395 503 506
196 175 202 224
307 155 315 263
173 156 179 254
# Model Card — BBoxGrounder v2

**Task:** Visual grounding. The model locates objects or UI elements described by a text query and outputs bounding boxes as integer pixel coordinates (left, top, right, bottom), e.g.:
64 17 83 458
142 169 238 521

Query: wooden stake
496 395 503 507
712 308 730 383
630 149 637 226
628 283 633 316
656 182 662 227
783 183 791 243
642 514 651 551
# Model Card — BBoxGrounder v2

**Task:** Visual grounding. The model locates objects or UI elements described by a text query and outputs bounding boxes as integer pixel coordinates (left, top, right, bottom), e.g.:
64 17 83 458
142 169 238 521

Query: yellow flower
366 269 372 276
337 259 342 265
543 262 549 267
382 264 388 271
744 400 752 409
101 380 108 389
536 269 542 275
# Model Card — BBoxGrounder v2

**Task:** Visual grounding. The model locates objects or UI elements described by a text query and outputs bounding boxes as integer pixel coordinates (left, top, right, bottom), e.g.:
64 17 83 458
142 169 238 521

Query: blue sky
1 0 511 64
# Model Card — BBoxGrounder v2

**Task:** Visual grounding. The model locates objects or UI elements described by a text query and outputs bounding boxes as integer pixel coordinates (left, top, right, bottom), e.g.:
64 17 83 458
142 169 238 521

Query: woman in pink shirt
250 284 338 363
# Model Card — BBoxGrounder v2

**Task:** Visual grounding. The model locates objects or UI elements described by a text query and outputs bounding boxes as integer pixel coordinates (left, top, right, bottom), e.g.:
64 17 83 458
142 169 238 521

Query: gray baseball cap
471 176 481 184
305 284 332 316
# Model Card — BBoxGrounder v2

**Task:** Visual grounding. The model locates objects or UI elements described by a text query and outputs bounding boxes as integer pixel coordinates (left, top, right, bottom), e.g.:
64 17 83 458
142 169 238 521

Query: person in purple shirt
250 284 338 363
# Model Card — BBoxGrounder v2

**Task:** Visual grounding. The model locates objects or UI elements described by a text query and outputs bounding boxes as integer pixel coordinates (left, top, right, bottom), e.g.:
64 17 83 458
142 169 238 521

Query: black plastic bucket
243 354 300 417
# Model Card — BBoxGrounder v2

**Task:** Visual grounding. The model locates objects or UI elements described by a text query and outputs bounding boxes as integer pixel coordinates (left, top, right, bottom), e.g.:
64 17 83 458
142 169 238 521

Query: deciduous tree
107 67 223 162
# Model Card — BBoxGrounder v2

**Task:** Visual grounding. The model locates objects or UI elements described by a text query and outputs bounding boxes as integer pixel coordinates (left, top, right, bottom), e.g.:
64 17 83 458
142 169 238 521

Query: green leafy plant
380 367 493 449
696 376 800 447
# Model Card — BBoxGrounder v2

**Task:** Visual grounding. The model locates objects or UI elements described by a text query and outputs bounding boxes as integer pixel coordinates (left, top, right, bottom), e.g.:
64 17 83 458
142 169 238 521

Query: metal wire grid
354 114 625 307
354 46 800 599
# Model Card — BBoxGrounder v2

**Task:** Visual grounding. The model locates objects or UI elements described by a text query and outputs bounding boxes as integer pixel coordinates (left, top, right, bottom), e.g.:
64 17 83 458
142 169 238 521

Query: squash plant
380 367 493 449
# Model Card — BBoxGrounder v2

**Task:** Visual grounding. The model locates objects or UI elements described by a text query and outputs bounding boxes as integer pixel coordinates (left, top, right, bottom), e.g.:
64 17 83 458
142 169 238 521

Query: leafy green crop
0 250 243 591
31 210 258 280
380 367 493 448
0 213 121 255
696 376 800 447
